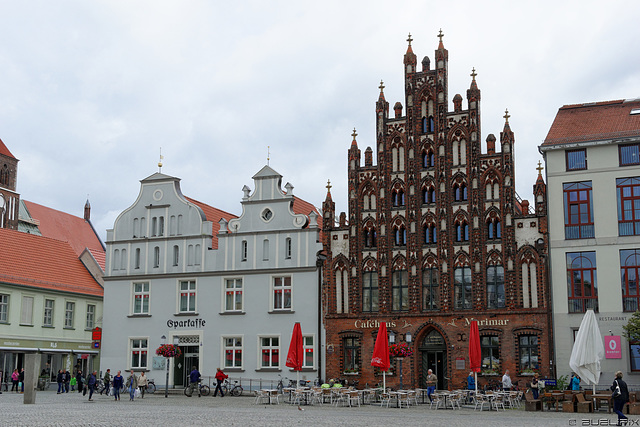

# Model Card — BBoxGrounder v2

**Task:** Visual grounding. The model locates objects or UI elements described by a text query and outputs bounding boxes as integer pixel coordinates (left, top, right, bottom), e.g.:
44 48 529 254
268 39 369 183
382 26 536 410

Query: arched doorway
419 329 447 390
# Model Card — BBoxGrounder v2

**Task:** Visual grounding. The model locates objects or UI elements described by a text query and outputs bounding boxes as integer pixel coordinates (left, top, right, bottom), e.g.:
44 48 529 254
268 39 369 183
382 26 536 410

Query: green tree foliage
622 311 640 342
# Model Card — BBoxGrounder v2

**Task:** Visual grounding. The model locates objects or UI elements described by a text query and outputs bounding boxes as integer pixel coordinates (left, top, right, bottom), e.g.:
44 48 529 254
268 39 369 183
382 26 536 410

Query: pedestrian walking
56 370 64 394
64 370 71 393
126 370 138 401
70 376 77 391
87 371 97 401
101 369 111 395
112 371 123 401
426 369 437 402
11 369 19 392
502 369 512 391
213 367 227 397
611 370 629 426
138 371 148 398
76 369 84 394
19 369 24 393
188 366 202 397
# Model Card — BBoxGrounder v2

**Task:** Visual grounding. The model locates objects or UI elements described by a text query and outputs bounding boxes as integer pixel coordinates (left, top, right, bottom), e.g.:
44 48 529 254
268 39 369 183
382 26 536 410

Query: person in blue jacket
467 372 475 390
112 371 123 401
571 374 581 391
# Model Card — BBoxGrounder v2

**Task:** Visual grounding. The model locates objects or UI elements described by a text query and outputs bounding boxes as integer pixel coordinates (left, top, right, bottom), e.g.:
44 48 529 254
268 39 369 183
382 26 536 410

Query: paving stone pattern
0 390 631 426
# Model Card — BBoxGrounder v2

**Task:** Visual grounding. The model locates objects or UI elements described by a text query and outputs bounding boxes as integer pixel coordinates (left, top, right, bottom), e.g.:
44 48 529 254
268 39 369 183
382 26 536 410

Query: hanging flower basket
389 342 413 358
156 344 182 358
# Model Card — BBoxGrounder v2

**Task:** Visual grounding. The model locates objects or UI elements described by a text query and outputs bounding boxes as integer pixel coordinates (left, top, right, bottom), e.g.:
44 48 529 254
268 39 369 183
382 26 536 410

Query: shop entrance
172 336 200 387
419 329 447 390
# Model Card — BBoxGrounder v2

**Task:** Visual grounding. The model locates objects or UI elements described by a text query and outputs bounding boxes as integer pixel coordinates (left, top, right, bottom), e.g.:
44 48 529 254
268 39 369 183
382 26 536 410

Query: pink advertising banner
605 336 622 359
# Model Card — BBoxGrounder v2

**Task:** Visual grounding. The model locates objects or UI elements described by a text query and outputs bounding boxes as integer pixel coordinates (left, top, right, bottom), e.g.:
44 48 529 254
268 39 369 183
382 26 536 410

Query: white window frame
178 280 197 313
132 282 150 315
303 334 315 369
129 337 149 370
64 301 75 329
86 304 96 330
271 276 292 311
241 240 248 261
258 335 280 369
285 237 292 259
222 335 243 369
224 278 243 312
0 294 8 323
43 299 54 326
20 295 34 326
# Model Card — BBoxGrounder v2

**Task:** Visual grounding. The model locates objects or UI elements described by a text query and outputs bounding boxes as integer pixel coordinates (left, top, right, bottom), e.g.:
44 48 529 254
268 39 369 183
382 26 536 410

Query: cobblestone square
0 389 633 427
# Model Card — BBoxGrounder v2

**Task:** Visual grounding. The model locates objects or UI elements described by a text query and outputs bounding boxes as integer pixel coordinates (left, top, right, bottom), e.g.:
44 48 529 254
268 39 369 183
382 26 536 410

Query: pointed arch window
487 218 502 239
392 189 405 207
362 271 379 312
487 265 505 309
454 266 472 309
454 183 468 202
455 221 469 242
424 223 437 244
394 226 407 246
364 227 377 248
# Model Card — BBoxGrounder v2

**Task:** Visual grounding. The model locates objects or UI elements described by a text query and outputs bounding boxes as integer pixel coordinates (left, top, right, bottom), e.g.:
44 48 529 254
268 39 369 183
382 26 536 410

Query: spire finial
471 67 477 82
379 80 385 92
503 109 511 123
536 161 544 177
158 147 163 172
407 33 413 46
352 128 358 140
438 28 444 43
326 179 332 193
267 145 270 166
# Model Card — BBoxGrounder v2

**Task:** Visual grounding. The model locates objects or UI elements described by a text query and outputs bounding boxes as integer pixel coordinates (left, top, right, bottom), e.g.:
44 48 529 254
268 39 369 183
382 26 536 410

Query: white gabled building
540 98 640 385
101 165 323 388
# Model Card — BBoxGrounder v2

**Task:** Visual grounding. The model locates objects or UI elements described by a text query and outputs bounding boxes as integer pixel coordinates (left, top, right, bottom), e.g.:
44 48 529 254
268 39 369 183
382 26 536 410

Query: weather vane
158 147 164 172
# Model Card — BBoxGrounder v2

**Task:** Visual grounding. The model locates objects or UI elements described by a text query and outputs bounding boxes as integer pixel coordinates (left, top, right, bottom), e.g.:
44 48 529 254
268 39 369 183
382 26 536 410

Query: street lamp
161 335 169 398
389 331 412 390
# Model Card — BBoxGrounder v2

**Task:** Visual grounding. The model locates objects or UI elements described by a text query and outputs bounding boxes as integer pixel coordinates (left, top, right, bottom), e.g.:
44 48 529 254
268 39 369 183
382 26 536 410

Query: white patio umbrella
569 309 605 393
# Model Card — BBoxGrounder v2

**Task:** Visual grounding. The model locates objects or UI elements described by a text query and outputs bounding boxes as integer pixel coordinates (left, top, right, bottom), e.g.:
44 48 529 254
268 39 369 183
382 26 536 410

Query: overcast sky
1 1 639 242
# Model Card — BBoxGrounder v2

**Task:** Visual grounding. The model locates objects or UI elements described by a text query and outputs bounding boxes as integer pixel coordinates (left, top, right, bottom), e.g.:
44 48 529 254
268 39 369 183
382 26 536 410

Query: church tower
0 138 20 230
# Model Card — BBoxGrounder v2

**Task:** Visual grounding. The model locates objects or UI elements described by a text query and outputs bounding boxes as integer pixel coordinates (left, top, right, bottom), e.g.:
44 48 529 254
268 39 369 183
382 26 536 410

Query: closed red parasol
371 322 390 390
469 320 481 395
286 322 303 387
286 322 304 371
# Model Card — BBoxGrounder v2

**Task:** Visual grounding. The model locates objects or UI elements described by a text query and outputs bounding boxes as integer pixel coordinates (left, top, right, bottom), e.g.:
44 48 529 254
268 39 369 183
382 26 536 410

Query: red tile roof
0 227 103 296
292 196 322 229
542 99 640 146
184 197 237 249
0 138 16 159
24 200 106 270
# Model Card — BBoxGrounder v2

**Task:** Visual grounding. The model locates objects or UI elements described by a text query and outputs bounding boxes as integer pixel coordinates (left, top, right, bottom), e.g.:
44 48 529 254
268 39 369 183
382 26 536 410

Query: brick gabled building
322 33 551 390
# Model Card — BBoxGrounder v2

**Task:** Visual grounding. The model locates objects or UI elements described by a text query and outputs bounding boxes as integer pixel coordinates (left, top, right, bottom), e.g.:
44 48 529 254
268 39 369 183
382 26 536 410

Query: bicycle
184 381 210 397
220 379 243 396
146 378 156 394
276 375 291 394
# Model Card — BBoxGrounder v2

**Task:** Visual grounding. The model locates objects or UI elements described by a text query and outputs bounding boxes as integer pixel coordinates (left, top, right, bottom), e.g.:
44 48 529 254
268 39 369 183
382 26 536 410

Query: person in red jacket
213 368 228 397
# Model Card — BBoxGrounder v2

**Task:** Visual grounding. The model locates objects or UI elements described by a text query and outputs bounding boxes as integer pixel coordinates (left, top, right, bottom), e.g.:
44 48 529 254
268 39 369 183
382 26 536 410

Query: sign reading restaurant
354 317 510 329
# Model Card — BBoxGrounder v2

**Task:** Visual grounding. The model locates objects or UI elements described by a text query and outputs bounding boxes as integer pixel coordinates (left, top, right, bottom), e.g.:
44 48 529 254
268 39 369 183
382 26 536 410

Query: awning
0 347 39 352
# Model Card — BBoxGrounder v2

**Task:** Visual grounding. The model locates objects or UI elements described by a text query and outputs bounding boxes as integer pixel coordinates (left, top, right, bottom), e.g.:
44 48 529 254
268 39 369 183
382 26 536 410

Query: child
70 376 77 391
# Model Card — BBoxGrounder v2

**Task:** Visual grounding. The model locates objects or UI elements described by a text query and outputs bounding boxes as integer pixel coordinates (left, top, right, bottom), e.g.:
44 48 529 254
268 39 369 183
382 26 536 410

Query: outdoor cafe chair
254 389 269 405
474 393 492 411
492 393 506 411
430 392 444 410
347 390 361 407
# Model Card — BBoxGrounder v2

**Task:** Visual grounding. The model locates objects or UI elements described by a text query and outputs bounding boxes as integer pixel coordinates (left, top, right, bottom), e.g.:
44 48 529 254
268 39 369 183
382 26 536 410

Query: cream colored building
540 98 640 386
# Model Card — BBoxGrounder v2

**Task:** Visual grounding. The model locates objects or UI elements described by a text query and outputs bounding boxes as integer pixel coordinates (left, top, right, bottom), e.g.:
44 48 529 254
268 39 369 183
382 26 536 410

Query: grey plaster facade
102 166 323 387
